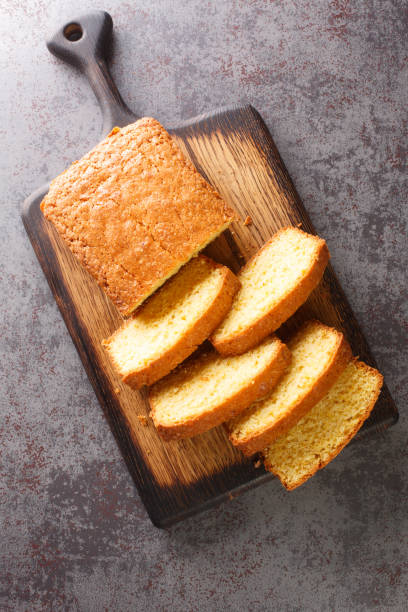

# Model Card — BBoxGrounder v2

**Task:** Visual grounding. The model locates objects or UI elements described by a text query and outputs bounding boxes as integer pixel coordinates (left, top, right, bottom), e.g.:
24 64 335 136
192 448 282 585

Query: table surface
2 1 407 610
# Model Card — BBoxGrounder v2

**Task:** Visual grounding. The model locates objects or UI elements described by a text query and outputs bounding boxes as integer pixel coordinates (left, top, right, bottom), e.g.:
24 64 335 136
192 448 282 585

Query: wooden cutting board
22 12 398 527
23 104 398 527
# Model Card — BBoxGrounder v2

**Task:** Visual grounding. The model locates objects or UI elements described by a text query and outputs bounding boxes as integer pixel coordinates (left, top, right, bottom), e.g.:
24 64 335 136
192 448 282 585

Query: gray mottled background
1 1 407 610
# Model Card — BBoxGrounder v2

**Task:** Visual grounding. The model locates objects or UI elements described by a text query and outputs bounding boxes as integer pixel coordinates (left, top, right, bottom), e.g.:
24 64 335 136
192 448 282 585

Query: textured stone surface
1 1 407 610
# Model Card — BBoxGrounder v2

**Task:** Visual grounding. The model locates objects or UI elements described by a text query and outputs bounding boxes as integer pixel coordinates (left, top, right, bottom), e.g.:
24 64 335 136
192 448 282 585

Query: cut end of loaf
263 359 383 490
228 320 352 455
210 226 330 355
123 221 234 317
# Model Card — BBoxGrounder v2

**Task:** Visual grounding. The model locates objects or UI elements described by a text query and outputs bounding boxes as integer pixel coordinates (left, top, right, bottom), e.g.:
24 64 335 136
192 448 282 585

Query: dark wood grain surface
22 103 398 527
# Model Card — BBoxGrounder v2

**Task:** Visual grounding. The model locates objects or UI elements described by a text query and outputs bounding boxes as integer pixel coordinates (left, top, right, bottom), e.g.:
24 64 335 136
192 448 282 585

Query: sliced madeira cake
264 360 383 490
228 320 352 455
103 256 240 389
211 227 329 355
41 118 235 316
149 335 291 440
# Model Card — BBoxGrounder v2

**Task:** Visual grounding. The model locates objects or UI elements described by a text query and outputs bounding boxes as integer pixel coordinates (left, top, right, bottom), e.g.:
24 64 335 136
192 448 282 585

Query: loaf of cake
149 335 291 440
211 227 329 355
228 320 351 455
102 256 240 389
263 360 383 489
41 118 236 316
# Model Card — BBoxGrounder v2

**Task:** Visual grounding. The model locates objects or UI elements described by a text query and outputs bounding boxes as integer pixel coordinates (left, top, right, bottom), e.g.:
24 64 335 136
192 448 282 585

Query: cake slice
149 336 291 440
41 118 236 316
264 360 383 490
228 320 352 455
210 227 329 355
102 256 240 389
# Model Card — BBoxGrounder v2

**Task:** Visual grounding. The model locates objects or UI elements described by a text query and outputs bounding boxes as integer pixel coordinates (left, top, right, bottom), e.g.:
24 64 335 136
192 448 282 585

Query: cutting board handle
47 10 138 135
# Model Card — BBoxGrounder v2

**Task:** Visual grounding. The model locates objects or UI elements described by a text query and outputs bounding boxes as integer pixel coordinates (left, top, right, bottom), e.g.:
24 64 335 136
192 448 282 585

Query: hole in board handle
63 23 83 42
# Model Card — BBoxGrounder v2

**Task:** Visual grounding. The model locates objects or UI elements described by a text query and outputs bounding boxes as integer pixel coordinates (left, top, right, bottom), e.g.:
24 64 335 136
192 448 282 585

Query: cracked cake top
41 118 235 316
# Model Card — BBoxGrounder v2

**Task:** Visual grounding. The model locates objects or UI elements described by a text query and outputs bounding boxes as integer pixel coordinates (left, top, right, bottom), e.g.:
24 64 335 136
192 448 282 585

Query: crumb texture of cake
264 360 383 489
103 256 240 389
149 335 291 440
40 118 235 316
228 320 352 455
211 227 330 355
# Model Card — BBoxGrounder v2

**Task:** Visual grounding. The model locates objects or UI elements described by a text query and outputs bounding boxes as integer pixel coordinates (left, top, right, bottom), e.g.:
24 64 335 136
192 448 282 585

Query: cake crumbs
114 387 121 394
253 458 262 469
244 216 253 226
109 126 120 136
138 415 148 426
297 222 303 228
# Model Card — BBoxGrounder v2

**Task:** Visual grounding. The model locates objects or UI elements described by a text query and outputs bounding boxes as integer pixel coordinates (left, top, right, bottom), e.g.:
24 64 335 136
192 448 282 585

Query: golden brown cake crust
40 118 235 316
103 257 241 389
263 360 383 490
149 340 291 441
210 227 330 355
228 321 352 456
